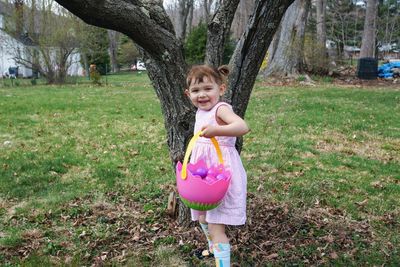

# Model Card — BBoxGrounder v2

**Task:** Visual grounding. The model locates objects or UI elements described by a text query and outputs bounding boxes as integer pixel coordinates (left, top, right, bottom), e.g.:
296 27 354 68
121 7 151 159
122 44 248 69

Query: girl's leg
199 215 213 254
209 224 230 266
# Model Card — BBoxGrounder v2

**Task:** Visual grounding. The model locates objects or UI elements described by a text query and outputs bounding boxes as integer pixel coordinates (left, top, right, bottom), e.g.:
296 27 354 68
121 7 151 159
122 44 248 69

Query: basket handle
181 131 224 180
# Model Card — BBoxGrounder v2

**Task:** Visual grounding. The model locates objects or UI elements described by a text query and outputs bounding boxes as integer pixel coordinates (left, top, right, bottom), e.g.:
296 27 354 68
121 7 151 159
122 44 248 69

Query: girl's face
185 76 226 111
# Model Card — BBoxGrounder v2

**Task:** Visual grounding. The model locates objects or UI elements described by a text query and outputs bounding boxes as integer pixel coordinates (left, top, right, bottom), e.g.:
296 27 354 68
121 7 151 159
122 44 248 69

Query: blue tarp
378 62 400 78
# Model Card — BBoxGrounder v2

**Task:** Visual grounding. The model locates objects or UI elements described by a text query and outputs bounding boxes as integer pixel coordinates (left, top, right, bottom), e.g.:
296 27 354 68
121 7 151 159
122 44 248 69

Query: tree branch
55 0 179 59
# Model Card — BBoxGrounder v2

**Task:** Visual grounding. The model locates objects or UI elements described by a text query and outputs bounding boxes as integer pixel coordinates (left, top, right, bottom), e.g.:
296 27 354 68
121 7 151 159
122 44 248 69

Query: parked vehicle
130 61 147 71
136 61 146 71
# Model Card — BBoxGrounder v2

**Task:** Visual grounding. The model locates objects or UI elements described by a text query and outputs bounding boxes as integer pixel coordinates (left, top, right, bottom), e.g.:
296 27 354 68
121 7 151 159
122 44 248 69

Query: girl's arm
201 105 250 138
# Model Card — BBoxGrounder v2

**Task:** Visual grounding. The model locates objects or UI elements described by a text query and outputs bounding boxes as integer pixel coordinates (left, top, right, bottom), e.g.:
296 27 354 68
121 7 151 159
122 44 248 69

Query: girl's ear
219 84 227 96
184 89 190 97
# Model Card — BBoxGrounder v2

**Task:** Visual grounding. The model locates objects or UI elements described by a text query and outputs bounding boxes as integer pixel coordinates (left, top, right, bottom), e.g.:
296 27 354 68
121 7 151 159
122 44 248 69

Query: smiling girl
184 65 250 266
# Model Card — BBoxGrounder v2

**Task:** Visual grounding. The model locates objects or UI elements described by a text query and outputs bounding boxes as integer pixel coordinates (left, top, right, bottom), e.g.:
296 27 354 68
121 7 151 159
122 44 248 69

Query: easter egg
194 167 208 178
207 167 218 178
216 173 226 180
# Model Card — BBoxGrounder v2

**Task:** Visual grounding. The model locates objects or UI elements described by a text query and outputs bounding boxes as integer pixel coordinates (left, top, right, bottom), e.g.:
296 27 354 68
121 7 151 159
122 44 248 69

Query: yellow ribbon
181 131 224 179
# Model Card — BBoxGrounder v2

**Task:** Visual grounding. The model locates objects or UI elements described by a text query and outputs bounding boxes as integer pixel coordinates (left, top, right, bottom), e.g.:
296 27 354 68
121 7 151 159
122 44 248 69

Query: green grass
0 74 399 265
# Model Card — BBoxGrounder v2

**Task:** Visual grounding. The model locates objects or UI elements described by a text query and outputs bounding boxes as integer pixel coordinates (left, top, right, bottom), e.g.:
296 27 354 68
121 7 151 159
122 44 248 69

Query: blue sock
213 243 230 267
199 223 213 253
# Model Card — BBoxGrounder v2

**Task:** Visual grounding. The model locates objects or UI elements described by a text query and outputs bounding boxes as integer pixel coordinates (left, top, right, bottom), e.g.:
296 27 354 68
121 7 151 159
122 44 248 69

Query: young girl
185 65 250 266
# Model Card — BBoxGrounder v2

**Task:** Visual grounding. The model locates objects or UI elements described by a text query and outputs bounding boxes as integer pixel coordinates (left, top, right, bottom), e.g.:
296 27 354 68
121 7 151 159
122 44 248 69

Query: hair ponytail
217 65 230 77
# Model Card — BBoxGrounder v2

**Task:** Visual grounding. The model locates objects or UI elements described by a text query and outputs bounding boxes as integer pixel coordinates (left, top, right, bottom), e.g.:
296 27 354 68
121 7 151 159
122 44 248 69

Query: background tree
117 35 140 68
81 26 110 75
231 0 256 40
264 0 311 77
376 0 399 57
8 1 81 84
176 0 194 40
314 0 328 73
360 0 379 58
14 0 23 35
107 30 120 73
325 0 359 58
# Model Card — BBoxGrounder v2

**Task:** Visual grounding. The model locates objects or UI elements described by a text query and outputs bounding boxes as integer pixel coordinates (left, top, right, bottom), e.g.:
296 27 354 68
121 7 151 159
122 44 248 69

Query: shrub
184 22 235 65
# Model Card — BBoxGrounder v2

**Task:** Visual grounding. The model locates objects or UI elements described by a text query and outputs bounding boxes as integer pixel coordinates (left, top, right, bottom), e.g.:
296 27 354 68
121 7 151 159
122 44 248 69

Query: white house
0 5 83 79
0 13 34 77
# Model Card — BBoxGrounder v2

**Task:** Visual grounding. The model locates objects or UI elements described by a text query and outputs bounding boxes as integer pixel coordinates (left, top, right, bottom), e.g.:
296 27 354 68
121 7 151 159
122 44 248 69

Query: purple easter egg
216 173 226 180
194 167 208 178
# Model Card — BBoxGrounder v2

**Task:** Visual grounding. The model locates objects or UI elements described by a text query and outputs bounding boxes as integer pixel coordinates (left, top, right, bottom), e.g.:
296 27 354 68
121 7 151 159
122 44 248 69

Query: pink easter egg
207 167 218 178
194 167 208 178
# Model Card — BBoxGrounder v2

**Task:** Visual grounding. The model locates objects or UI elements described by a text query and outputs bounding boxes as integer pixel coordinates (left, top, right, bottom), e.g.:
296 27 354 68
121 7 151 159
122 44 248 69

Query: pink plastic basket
176 131 231 211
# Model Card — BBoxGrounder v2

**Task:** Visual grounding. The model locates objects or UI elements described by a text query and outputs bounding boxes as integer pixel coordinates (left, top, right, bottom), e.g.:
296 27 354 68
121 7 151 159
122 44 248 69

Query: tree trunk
176 0 194 40
54 0 294 226
14 0 24 35
316 0 326 51
186 2 194 35
107 30 120 73
263 0 311 77
360 0 378 58
203 0 213 22
205 0 240 66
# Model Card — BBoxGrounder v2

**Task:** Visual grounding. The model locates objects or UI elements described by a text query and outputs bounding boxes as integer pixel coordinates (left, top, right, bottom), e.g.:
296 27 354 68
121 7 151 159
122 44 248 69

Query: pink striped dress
190 102 247 226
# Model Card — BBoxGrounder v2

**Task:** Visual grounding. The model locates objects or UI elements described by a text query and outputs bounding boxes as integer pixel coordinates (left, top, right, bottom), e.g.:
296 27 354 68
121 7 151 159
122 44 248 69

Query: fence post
105 64 108 86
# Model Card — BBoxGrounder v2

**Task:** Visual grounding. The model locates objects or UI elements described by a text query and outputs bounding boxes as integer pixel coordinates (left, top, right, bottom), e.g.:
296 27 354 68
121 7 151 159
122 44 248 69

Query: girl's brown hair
186 65 229 88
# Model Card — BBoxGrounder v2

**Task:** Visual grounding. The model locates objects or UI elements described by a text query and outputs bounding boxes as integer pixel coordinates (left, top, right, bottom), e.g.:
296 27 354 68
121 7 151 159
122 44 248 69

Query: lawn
0 73 399 266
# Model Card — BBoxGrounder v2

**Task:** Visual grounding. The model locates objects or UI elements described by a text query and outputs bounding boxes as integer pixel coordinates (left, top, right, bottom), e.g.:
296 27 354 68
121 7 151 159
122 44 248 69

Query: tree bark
316 0 326 55
107 30 120 73
263 0 311 78
205 0 240 66
360 0 378 58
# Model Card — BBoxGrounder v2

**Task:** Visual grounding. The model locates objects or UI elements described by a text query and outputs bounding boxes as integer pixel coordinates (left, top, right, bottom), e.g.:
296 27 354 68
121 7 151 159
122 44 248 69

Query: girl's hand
200 125 220 138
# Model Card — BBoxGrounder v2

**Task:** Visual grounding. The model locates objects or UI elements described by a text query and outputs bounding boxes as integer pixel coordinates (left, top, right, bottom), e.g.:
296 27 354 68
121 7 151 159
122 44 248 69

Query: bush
185 23 207 65
184 22 235 65
304 34 329 75
90 65 102 85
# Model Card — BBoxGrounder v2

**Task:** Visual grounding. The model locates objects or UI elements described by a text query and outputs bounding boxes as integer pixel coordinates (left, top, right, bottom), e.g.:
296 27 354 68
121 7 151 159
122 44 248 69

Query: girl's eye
192 89 199 93
206 88 212 91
